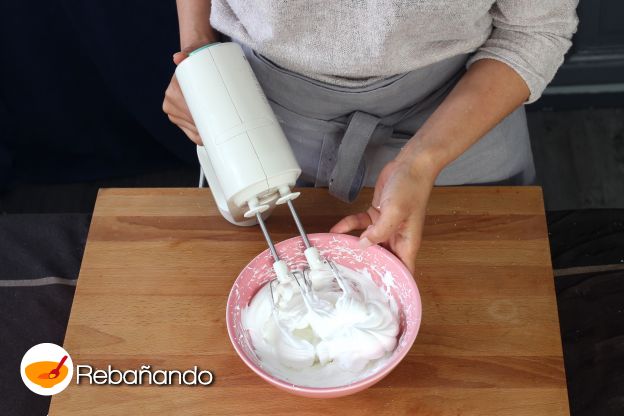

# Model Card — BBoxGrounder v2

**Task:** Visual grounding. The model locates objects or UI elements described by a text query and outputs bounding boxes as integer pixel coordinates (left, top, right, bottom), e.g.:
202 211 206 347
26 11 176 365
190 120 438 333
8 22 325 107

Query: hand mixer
175 42 345 294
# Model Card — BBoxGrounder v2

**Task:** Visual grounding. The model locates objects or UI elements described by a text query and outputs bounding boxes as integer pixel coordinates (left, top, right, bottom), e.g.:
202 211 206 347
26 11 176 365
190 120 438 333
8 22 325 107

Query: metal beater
254 198 349 309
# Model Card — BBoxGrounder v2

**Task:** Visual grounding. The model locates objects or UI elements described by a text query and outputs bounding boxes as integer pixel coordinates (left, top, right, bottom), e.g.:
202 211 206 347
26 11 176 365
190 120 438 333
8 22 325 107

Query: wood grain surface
49 187 569 415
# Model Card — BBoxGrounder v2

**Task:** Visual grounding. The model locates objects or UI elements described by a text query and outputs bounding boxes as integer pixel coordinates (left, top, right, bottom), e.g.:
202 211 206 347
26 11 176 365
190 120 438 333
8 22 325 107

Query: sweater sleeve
467 0 579 103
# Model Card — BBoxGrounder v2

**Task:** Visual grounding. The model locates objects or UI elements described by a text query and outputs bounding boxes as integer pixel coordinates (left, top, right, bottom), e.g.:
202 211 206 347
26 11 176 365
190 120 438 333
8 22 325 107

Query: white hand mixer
175 42 346 301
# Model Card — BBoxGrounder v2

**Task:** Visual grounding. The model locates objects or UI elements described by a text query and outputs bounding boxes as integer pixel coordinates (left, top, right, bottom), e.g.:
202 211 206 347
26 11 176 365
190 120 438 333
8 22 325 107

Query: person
163 0 578 274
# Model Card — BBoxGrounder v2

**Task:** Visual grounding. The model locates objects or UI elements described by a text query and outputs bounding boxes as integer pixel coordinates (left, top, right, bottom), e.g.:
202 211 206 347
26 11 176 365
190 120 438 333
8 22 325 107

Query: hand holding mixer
175 42 347 304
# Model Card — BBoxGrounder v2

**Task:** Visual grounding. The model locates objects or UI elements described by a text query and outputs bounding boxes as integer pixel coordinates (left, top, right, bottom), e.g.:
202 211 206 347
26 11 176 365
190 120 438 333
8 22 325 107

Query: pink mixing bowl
226 233 422 398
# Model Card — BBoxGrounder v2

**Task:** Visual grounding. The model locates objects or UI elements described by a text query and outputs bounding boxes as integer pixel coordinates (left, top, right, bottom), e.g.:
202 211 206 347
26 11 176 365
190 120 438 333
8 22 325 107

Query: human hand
162 48 203 144
332 58 532 274
330 150 440 274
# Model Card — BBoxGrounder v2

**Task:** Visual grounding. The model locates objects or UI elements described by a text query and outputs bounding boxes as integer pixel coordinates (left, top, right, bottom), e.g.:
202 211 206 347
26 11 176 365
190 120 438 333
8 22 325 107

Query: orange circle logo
20 343 73 396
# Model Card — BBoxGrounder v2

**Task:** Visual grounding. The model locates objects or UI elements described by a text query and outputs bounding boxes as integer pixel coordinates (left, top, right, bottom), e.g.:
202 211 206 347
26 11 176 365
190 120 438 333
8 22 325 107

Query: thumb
359 204 405 248
173 51 189 65
392 217 424 275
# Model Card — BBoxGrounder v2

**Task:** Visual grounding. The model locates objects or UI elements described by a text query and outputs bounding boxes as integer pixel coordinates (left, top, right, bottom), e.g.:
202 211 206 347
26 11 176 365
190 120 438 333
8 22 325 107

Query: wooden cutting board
49 187 569 415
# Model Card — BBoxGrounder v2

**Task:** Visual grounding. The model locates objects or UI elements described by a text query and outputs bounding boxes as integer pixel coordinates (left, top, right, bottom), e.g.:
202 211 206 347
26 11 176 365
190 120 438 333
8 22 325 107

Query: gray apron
241 43 535 203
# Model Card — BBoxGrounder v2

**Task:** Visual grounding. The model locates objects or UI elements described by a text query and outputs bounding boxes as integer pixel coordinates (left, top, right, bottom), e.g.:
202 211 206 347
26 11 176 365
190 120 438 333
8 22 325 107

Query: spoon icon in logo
21 343 73 395
36 355 69 380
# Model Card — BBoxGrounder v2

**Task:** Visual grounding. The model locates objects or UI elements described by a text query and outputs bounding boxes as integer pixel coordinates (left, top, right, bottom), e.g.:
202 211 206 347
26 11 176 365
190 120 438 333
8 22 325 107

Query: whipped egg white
242 263 399 387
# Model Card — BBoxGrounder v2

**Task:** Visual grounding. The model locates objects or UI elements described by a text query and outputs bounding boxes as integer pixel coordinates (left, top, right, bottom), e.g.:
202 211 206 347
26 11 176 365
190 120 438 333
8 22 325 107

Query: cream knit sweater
210 0 578 103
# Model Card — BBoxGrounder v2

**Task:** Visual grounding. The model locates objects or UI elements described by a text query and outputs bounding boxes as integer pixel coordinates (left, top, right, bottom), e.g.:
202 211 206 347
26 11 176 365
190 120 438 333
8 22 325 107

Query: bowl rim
225 232 422 394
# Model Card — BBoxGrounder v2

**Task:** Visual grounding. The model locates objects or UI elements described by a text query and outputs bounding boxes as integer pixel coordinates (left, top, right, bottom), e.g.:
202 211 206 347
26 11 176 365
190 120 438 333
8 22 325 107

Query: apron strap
328 111 389 202
269 101 396 202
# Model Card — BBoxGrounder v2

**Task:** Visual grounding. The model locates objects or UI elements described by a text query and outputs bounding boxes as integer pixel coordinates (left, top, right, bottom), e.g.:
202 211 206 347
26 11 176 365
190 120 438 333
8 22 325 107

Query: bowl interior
226 233 422 392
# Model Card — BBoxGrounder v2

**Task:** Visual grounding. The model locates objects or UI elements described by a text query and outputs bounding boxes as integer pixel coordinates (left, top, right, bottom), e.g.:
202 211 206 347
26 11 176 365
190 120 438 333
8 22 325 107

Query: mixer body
175 42 301 225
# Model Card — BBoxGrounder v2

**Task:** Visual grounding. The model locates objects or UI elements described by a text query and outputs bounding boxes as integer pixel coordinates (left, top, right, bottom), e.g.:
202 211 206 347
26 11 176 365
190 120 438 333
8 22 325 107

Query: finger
180 126 203 145
169 115 203 145
162 96 183 117
163 97 192 120
168 114 197 133
173 52 189 65
330 212 372 234
360 202 407 248
393 217 424 275
163 81 193 122
163 78 191 114
371 160 397 208
371 175 384 210
379 241 392 251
